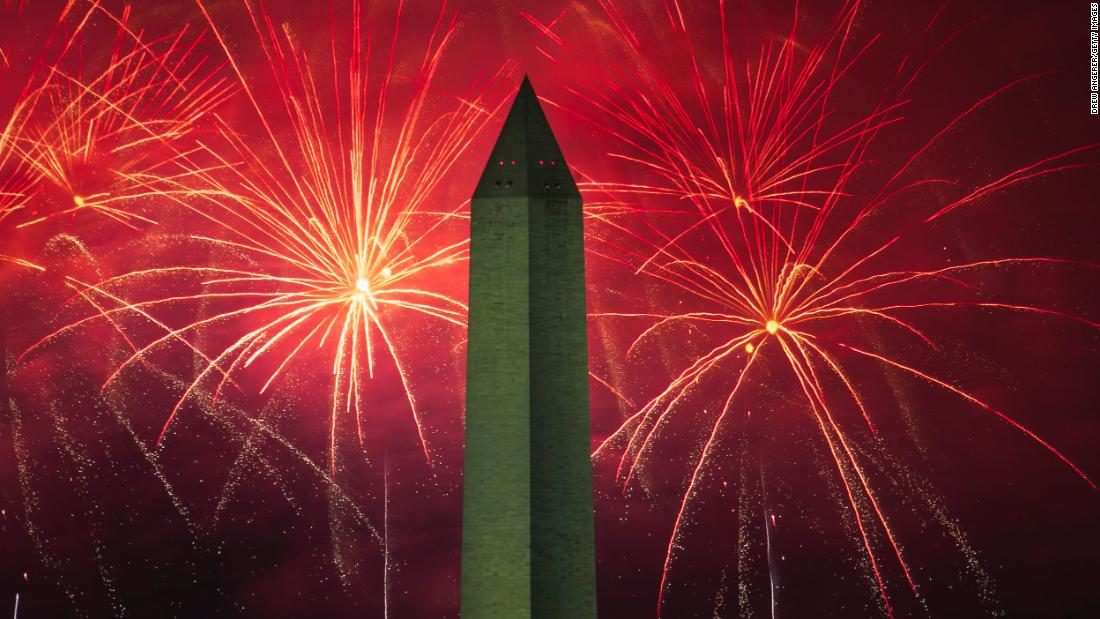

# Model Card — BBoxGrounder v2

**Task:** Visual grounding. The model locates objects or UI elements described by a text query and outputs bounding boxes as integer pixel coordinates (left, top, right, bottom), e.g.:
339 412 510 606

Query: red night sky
1 1 1098 618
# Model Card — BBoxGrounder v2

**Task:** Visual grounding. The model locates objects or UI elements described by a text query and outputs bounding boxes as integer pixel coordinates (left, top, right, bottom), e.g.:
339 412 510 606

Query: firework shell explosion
20 0 514 470
1 0 1098 618
535 1 1100 617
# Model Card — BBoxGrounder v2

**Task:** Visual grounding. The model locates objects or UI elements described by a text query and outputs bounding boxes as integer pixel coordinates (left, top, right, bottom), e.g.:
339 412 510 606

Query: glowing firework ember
21 0 513 472
554 0 1100 615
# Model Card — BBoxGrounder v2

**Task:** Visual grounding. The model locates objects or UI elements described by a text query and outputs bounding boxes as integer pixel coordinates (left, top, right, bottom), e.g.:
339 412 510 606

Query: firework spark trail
383 452 391 619
43 402 126 617
16 297 382 592
10 3 234 231
146 362 379 537
3 235 189 616
759 465 777 619
22 0 513 474
851 440 999 613
734 440 756 614
554 0 1100 615
42 233 205 529
28 233 378 535
0 1 84 269
9 300 382 617
210 397 301 526
8 401 82 614
654 340 763 611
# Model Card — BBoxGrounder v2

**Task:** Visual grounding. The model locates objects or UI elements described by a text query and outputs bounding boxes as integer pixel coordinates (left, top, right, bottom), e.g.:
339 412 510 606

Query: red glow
0 1 1096 618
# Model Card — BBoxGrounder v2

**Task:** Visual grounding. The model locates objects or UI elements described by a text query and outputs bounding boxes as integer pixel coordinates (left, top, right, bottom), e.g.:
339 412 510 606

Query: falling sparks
566 0 1100 615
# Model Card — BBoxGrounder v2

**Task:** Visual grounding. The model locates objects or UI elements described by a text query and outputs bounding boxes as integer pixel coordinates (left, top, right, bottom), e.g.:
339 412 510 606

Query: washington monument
460 77 598 618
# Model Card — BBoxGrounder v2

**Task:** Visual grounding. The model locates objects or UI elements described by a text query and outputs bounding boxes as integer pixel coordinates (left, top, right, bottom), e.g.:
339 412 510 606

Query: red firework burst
12 4 234 230
21 0 514 474
0 0 77 269
546 0 1098 615
1 1 232 278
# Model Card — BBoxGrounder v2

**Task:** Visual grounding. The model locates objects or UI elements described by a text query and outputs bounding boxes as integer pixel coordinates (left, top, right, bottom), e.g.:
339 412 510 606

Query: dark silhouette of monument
461 77 597 618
